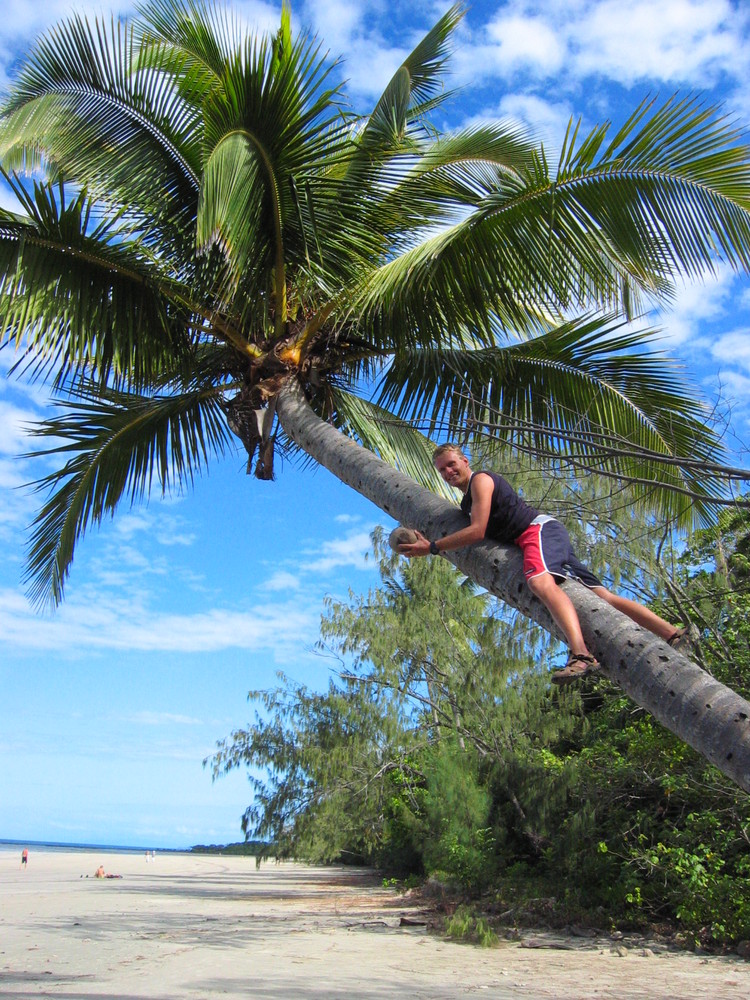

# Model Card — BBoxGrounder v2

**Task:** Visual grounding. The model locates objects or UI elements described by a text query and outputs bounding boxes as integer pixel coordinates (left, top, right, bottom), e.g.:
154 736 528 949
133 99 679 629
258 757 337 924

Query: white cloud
463 93 575 153
484 12 564 74
264 569 302 591
111 509 154 540
111 505 196 550
0 399 40 457
0 459 29 494
573 0 745 87
4 2 119 40
340 38 407 99
710 329 750 371
0 480 32 543
156 530 197 547
257 524 377 585
649 267 738 347
302 527 374 573
726 80 750 136
0 3 278 94
719 375 750 409
235 0 283 33
0 183 24 213
0 586 320 656
0 399 45 536
296 0 407 100
711 369 750 419
3 0 748 114
1 4 136 91
127 710 203 726
1 1 278 49
301 0 364 55
0 0 399 105
0 368 55 409
457 0 748 93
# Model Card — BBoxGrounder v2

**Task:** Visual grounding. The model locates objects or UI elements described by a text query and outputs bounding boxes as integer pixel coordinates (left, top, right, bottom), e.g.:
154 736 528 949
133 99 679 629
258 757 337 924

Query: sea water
0 838 174 856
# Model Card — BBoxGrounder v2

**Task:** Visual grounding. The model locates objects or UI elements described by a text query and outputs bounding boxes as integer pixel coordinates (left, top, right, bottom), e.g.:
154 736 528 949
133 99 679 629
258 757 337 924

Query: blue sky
2 0 750 849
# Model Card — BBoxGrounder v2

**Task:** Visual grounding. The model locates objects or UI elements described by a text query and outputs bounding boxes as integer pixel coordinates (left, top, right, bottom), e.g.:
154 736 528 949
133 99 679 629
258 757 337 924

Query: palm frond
197 129 269 288
351 210 546 349
286 385 455 500
24 382 232 607
194 9 352 310
354 3 464 155
201 20 346 166
384 123 537 214
548 95 750 282
288 127 535 308
0 12 201 221
346 124 540 272
353 96 750 347
374 314 727 525
0 177 190 389
137 0 245 81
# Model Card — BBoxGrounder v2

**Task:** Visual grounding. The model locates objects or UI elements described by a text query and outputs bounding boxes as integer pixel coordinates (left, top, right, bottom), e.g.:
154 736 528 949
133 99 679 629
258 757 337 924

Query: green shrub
445 905 499 947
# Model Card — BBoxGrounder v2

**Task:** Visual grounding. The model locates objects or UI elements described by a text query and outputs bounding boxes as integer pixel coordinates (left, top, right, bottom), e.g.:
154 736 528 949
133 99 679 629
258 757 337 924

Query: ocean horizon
0 837 187 855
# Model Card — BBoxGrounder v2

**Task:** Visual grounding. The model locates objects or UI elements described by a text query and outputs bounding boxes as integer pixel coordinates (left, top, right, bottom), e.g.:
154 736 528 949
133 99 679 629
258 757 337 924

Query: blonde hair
432 443 466 461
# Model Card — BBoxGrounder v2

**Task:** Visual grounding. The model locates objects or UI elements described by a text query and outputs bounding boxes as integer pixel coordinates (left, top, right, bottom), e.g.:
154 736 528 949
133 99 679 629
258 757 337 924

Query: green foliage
569 507 750 944
421 746 495 893
657 502 750 696
445 905 498 947
382 874 421 891
190 840 268 855
564 712 750 945
208 672 419 864
209 527 578 886
632 823 750 944
212 503 750 946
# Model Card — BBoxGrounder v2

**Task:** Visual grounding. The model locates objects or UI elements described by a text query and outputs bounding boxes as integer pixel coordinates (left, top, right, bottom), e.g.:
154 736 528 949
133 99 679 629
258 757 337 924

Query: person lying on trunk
398 443 688 685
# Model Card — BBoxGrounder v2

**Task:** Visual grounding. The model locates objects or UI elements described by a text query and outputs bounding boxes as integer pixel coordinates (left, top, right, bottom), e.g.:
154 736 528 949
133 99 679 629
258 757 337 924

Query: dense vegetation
210 480 750 949
190 841 268 855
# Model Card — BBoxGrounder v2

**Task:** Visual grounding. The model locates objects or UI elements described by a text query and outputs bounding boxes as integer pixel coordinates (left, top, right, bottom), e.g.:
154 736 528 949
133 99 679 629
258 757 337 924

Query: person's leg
526 571 592 656
516 520 599 681
591 587 681 642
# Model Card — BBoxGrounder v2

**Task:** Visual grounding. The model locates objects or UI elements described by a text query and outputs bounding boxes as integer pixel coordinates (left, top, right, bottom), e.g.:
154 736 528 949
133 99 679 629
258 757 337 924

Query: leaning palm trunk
277 381 750 793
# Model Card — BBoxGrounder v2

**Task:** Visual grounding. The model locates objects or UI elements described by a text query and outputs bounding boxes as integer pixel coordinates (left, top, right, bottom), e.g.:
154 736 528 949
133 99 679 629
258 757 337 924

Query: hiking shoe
667 626 690 652
552 653 601 686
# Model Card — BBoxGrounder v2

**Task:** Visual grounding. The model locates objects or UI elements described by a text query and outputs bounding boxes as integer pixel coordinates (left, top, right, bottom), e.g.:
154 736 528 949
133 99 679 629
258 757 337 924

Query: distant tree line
190 841 270 856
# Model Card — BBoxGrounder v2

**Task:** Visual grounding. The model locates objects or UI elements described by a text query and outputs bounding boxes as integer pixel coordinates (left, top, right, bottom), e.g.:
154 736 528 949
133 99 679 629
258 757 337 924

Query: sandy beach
2 850 749 999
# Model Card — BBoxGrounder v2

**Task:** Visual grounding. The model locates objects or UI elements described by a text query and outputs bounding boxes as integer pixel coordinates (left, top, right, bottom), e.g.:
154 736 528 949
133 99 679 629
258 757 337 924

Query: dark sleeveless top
460 471 540 543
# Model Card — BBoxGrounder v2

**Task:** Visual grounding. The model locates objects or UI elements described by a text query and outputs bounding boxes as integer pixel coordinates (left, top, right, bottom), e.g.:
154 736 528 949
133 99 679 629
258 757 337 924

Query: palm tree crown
2 0 750 606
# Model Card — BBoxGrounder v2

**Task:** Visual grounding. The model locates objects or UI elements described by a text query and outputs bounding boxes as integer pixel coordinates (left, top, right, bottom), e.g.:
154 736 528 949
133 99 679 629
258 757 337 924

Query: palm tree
2 1 750 788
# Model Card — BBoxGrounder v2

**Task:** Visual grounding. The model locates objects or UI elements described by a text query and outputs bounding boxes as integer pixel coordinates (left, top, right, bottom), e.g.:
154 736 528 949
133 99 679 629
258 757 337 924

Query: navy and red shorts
513 516 603 589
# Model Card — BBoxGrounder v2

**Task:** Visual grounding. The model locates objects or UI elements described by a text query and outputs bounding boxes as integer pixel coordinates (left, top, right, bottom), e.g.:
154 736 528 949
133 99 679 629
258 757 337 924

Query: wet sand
2 850 749 998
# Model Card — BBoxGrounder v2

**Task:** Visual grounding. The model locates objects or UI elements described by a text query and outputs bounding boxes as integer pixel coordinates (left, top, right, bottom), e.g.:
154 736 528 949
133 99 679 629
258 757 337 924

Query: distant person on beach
21 848 28 868
95 865 122 879
398 443 689 684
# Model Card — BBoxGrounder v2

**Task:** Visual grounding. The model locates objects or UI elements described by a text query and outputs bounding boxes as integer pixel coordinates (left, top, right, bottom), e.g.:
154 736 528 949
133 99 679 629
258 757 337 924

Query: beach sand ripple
2 851 749 998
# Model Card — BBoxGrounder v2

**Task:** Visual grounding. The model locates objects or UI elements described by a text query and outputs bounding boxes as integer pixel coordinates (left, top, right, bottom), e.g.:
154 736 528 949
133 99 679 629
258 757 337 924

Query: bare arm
400 474 494 557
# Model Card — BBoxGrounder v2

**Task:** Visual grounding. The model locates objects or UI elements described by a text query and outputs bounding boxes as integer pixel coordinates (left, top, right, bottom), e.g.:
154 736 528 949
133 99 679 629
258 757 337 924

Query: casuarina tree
2 2 750 787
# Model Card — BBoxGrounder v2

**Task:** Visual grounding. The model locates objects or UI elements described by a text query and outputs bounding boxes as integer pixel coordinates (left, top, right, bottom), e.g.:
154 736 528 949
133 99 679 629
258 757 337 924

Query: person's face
434 450 471 491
